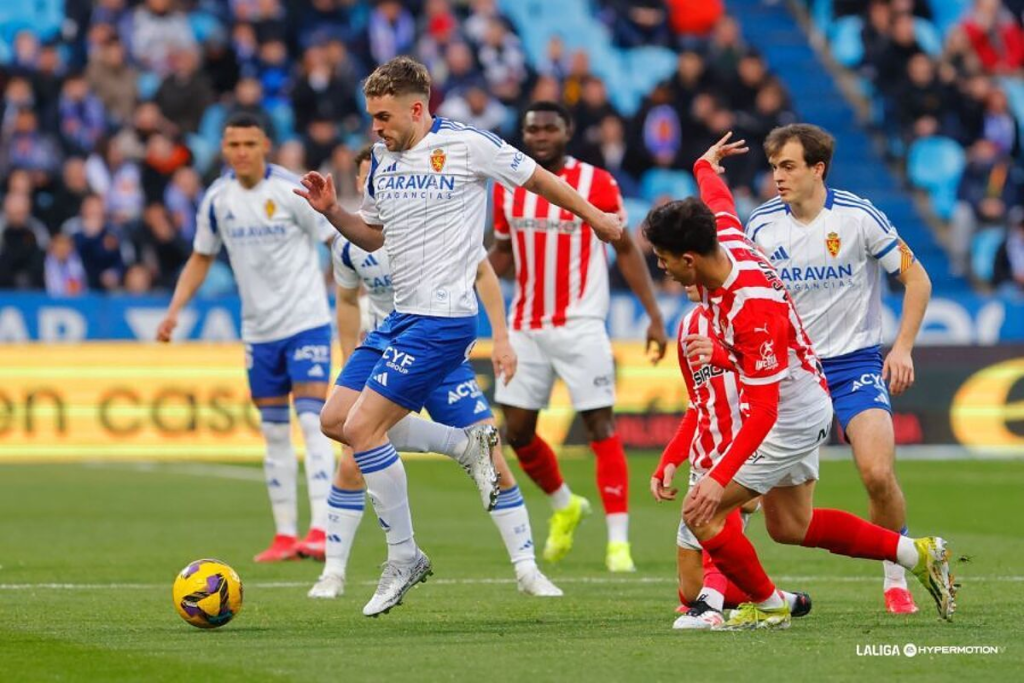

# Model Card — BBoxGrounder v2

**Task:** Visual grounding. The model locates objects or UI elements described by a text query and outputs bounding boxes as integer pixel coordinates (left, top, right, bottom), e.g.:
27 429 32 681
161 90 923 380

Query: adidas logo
308 365 325 378
267 478 281 488
362 253 379 267
373 372 388 387
382 161 398 173
473 399 487 414
770 245 790 262
377 517 391 531
327 534 342 542
313 470 330 481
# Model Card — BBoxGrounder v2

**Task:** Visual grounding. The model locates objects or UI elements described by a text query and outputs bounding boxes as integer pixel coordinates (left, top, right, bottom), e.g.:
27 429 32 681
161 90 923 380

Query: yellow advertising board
0 342 686 462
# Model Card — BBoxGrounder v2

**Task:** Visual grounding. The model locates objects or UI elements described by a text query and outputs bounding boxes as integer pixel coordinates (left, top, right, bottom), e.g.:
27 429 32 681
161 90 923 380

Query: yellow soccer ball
172 559 243 629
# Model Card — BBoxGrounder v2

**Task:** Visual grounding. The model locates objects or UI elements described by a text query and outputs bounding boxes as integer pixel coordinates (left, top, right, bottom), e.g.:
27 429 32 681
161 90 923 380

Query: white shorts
731 406 834 495
494 319 615 412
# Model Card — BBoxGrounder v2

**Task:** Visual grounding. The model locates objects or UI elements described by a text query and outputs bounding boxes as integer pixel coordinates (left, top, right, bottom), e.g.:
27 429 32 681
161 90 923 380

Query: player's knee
860 464 899 500
503 424 535 450
320 409 347 443
581 411 615 442
764 515 807 545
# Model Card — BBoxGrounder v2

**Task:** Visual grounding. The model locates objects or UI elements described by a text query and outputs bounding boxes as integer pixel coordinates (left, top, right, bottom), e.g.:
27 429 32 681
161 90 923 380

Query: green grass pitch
1 456 1021 682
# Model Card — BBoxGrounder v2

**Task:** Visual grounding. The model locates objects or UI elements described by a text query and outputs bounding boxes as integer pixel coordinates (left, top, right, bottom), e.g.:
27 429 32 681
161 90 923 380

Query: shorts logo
826 231 841 258
265 199 276 218
430 148 446 172
851 373 886 394
447 379 483 404
373 371 389 386
307 365 325 379
473 400 488 414
756 339 778 371
593 374 613 387
383 347 415 374
293 344 329 364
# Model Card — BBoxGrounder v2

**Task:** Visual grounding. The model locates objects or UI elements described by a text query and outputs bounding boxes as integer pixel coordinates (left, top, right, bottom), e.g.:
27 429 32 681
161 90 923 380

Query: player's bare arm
476 258 517 384
522 166 623 243
293 171 385 251
156 252 215 341
885 260 931 396
698 132 750 174
610 230 667 363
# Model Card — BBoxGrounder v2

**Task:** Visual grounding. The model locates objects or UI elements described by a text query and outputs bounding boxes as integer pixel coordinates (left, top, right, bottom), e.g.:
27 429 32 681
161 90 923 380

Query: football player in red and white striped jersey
488 102 668 572
642 134 955 628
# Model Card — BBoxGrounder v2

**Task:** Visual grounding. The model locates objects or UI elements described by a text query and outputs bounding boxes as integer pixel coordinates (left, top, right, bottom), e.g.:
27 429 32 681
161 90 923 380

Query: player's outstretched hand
591 211 624 243
646 320 668 364
492 336 518 385
683 476 723 527
293 171 339 215
698 132 749 174
650 463 678 502
156 314 176 342
883 346 915 396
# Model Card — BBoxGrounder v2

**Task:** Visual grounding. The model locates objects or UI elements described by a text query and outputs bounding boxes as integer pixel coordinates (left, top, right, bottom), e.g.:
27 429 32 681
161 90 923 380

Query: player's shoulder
433 116 505 149
829 189 893 231
680 304 708 332
201 173 232 209
746 196 787 239
265 164 303 188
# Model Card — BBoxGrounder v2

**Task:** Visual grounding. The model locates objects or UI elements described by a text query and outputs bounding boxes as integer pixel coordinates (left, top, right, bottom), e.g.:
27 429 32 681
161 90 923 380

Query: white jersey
194 164 335 343
745 189 915 359
358 117 537 318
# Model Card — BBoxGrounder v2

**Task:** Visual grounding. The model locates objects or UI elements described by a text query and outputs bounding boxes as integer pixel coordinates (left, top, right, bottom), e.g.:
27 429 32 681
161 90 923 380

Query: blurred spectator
201 32 242 96
438 83 508 133
225 78 276 141
129 0 198 77
85 132 144 227
940 26 983 81
588 114 643 196
726 52 769 113
58 72 107 155
950 140 1022 275
70 194 125 291
275 141 307 175
8 30 42 76
142 133 192 203
86 36 138 125
477 18 527 104
870 12 924 98
961 0 1024 74
251 0 289 44
0 108 63 179
138 203 190 291
600 0 672 49
950 74 994 145
992 209 1024 289
635 84 683 168
438 42 482 101
32 45 67 133
163 167 203 241
665 0 724 38
861 0 893 73
1 77 37 134
981 87 1019 156
44 234 88 296
530 74 562 104
326 144 361 205
538 35 570 81
302 117 341 171
368 0 416 65
47 157 92 233
155 49 215 135
416 0 461 77
123 264 155 294
895 54 949 142
465 0 511 46
662 51 714 121
571 76 621 154
299 0 369 49
0 192 48 290
291 44 360 134
231 22 262 78
706 15 747 79
561 50 592 107
257 39 293 109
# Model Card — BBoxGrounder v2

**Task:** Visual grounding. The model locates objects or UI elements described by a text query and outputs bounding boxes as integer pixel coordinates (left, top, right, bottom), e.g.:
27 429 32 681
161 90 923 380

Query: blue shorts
246 325 332 399
821 345 892 431
337 312 478 413
422 361 493 427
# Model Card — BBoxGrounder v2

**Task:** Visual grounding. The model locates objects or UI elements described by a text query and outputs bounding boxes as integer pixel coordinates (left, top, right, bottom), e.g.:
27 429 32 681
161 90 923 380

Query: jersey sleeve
193 186 223 256
692 159 743 235
730 302 789 386
357 148 384 226
470 134 537 188
588 168 623 214
492 182 511 239
862 208 915 275
331 239 360 289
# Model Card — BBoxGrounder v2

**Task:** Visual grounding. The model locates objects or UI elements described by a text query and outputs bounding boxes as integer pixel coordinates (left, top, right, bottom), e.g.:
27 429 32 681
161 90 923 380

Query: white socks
325 486 364 577
549 483 572 511
884 526 911 590
606 512 629 545
895 535 920 571
352 443 417 563
489 486 537 574
259 406 298 538
295 399 335 531
387 414 468 457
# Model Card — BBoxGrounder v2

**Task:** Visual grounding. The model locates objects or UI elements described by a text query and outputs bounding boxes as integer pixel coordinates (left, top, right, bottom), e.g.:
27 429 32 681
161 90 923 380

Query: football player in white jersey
307 148 561 599
157 113 337 564
294 57 622 617
745 124 933 614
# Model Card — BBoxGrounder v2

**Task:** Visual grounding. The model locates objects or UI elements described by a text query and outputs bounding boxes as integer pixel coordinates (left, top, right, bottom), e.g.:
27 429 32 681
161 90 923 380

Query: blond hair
363 56 431 99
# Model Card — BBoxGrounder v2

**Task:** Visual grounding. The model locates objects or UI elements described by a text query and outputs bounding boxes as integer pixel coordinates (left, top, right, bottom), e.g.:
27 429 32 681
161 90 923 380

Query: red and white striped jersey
678 305 744 473
493 157 622 330
693 160 830 432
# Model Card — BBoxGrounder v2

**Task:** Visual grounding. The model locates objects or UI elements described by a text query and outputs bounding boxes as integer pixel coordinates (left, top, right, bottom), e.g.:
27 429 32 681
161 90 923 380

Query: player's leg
556 321 629 571
846 408 916 613
673 517 727 630
247 340 301 562
309 450 365 598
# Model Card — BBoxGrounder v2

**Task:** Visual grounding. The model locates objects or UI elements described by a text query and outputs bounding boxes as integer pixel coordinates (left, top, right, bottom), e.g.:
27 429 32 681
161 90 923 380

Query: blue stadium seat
914 18 943 57
829 16 864 68
186 133 216 176
927 0 971 37
971 227 1005 283
811 0 834 34
906 136 966 221
268 102 296 141
621 198 652 230
137 71 161 101
198 104 227 147
187 11 224 44
639 169 697 203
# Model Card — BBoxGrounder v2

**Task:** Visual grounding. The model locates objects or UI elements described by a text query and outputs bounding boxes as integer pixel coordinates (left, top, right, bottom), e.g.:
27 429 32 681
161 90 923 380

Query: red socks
702 512 754 607
801 508 900 562
591 434 629 514
702 513 777 604
513 435 564 495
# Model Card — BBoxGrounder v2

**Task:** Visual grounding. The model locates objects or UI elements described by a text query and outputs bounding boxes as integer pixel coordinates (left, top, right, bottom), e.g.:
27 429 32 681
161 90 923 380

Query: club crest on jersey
430 148 446 173
265 199 276 218
898 239 915 273
826 231 841 258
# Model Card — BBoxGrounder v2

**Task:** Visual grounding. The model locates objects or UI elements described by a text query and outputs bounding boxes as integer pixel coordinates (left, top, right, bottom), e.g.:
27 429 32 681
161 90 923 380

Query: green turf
1 456 1021 682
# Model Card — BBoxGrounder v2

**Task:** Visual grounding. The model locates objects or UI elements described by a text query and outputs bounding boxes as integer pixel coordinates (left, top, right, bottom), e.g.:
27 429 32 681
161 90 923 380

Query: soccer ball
172 559 243 629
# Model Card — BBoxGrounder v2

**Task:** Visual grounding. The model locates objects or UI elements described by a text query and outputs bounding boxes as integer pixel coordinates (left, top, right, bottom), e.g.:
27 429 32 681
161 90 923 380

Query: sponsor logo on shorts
447 379 483 404
851 372 888 404
593 374 613 387
293 344 329 364
383 347 415 374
